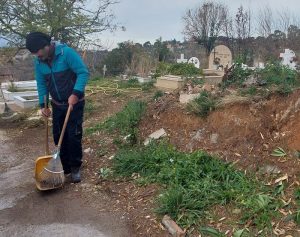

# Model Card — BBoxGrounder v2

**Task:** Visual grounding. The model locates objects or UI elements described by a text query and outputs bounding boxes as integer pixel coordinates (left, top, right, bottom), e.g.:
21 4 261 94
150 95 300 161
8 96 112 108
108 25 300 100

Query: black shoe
71 167 81 183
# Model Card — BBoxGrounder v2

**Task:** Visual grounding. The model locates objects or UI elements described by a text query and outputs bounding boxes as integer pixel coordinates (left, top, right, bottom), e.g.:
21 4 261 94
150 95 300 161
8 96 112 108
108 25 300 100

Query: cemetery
2 1 300 237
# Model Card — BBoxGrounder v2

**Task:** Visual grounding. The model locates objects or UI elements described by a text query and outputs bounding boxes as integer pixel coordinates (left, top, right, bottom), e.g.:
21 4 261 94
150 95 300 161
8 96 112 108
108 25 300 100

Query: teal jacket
34 43 89 107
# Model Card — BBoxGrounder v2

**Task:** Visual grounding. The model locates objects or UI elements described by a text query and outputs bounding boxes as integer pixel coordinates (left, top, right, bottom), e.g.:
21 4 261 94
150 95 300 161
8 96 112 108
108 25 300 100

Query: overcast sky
100 0 300 49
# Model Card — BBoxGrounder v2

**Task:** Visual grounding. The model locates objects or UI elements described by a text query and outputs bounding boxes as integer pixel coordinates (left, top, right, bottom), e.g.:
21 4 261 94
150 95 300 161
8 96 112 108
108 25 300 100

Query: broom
0 86 13 116
39 104 72 188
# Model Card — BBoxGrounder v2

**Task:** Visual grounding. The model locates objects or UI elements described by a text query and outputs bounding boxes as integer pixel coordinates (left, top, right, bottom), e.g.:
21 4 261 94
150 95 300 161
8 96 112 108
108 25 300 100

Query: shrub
169 63 202 77
187 91 217 117
153 90 164 100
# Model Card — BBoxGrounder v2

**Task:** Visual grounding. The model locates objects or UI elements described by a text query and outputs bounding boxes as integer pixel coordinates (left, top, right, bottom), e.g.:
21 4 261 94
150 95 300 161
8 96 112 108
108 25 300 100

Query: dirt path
0 126 135 237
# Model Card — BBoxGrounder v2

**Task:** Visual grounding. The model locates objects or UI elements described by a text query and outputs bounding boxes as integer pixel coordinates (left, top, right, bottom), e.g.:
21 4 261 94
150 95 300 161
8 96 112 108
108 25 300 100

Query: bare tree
182 1 228 55
257 5 274 37
276 7 293 34
235 6 251 40
234 5 253 62
0 0 119 48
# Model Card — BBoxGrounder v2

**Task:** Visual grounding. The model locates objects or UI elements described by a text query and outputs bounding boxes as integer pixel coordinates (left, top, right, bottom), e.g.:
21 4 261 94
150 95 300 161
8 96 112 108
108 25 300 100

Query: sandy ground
0 127 135 237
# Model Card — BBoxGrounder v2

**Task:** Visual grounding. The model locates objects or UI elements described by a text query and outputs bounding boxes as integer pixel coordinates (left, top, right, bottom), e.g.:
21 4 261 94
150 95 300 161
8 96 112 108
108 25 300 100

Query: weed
153 62 170 78
239 86 257 96
85 100 146 141
199 227 225 237
271 147 287 157
98 167 113 179
7 81 18 92
141 80 155 91
153 90 164 100
186 91 217 117
112 141 280 231
222 62 252 87
84 98 96 115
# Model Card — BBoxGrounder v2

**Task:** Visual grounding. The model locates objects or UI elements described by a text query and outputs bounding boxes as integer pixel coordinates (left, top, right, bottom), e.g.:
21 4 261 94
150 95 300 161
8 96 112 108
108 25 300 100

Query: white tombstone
280 49 297 69
188 57 200 68
177 54 188 63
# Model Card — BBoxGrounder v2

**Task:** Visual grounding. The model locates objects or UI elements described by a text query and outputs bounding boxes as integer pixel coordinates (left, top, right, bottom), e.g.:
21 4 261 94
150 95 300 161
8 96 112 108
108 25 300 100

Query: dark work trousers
51 100 85 174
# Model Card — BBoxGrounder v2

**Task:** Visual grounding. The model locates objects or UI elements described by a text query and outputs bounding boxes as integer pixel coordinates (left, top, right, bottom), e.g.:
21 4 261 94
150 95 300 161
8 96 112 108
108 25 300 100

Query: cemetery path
0 126 135 237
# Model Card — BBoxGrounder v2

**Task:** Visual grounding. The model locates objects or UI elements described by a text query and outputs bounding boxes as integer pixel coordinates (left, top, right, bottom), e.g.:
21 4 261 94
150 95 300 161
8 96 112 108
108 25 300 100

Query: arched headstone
188 57 200 68
209 45 232 69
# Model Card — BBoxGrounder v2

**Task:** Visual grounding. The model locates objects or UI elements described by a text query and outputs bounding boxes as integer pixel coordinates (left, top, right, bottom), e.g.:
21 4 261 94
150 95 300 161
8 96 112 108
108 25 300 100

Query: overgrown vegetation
154 62 202 78
85 100 146 144
112 141 282 233
223 61 300 96
186 91 218 117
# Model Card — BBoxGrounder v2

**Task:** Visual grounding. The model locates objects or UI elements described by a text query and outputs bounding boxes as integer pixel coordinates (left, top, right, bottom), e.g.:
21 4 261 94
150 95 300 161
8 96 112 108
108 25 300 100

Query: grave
2 89 37 101
176 54 188 63
208 45 232 70
1 80 37 90
188 57 200 68
14 95 39 109
134 76 153 84
155 75 184 91
280 49 297 70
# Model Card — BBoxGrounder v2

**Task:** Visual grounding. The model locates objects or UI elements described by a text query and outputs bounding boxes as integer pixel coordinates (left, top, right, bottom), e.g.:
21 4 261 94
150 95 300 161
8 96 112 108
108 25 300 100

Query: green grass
112 141 282 232
223 61 300 96
85 100 146 140
84 98 96 115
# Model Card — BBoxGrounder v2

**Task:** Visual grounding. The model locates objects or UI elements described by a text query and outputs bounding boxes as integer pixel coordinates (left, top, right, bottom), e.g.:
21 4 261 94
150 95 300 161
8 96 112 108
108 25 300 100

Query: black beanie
26 32 51 53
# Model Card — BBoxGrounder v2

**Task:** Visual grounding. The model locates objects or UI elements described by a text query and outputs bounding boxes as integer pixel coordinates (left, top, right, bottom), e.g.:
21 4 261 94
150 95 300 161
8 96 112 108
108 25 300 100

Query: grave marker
208 45 232 69
280 49 297 69
188 57 200 68
176 54 188 63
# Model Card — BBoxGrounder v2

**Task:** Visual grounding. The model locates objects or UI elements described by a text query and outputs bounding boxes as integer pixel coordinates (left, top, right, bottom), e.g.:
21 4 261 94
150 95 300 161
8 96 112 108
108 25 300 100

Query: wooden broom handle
57 105 72 148
44 96 50 155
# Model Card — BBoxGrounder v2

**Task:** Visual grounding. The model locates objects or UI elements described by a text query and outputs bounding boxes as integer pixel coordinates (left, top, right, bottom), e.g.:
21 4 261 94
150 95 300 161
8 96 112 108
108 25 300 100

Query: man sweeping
26 32 89 183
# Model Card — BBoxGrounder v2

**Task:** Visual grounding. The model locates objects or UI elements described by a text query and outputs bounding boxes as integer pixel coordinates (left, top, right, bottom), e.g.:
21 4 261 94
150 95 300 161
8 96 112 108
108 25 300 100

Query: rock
84 148 92 154
210 133 219 144
232 209 241 214
202 83 213 92
179 93 200 104
243 75 257 86
162 215 185 237
27 116 41 121
144 128 167 145
80 183 92 190
259 165 281 175
191 129 205 141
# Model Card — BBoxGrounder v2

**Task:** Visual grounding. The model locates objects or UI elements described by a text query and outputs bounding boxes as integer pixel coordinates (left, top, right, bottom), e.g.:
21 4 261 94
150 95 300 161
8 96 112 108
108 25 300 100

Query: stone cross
103 64 107 77
176 54 188 63
280 49 296 69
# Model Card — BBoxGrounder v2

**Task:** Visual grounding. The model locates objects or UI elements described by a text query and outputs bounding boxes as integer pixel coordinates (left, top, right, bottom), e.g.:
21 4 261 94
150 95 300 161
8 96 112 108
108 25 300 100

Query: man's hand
41 108 51 118
68 94 79 109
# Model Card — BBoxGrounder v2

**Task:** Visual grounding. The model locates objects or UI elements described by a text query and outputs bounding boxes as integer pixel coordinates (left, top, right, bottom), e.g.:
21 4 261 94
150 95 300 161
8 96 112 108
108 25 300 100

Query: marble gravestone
188 57 200 68
176 54 188 63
